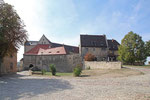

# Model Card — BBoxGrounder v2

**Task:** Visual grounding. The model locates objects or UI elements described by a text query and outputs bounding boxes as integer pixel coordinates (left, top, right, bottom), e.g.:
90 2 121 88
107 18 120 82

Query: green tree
145 40 150 56
118 31 146 65
49 64 56 76
0 3 28 75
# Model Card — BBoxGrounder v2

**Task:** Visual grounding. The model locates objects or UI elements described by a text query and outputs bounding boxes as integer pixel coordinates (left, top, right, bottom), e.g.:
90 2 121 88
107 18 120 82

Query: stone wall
84 61 122 69
23 54 82 72
81 47 108 61
0 52 17 74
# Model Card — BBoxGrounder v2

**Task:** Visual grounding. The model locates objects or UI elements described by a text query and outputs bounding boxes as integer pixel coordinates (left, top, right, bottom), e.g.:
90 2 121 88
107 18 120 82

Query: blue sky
4 0 150 62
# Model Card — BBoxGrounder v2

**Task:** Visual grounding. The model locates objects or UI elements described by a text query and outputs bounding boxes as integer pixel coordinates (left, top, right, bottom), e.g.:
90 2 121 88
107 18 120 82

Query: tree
118 31 146 65
145 40 150 56
0 3 28 75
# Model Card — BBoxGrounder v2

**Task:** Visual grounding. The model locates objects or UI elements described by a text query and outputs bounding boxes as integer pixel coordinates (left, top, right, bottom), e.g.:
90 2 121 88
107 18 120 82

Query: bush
86 66 90 70
84 53 96 61
41 69 46 75
50 64 56 76
73 65 82 77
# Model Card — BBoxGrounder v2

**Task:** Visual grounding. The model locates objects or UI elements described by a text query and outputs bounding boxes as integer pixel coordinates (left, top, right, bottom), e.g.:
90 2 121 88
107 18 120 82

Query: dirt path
0 67 150 100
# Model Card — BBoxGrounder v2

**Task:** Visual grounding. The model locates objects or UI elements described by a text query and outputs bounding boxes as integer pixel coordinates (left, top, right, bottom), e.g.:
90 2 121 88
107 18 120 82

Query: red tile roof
25 44 67 55
25 43 79 55
38 47 67 55
25 44 51 55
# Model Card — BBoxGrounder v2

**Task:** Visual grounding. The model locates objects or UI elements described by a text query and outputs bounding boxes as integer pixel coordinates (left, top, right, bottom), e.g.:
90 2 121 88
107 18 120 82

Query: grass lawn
123 65 150 69
32 71 73 77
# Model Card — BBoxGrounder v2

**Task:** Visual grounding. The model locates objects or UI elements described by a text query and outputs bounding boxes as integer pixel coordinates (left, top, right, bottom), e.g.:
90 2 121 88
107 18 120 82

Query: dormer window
57 51 60 53
49 52 51 53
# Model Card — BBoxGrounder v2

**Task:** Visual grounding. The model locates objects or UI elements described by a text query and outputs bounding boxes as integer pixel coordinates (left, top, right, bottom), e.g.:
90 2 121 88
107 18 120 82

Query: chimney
112 39 114 42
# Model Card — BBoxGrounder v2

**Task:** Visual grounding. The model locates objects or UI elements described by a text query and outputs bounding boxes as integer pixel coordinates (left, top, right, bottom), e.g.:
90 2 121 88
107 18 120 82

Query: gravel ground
0 67 150 100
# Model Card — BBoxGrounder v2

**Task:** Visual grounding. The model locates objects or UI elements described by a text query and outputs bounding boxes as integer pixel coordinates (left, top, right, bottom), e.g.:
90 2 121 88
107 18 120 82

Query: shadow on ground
0 73 72 100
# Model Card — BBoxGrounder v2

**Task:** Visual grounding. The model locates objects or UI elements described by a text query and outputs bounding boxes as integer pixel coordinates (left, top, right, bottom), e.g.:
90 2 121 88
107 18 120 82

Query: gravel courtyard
0 67 150 100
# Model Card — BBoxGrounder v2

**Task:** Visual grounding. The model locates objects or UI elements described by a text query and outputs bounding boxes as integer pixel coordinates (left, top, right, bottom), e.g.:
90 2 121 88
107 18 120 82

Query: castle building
79 34 120 61
23 35 81 72
23 34 120 72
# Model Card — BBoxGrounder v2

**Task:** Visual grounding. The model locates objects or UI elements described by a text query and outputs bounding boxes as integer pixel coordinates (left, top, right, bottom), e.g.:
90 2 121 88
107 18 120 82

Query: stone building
79 34 120 61
23 34 120 72
23 35 81 72
107 39 120 61
0 52 17 74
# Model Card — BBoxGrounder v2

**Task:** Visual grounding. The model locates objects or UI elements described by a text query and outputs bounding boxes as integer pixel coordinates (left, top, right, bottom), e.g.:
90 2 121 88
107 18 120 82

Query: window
86 48 88 51
112 51 114 54
57 51 60 53
102 48 106 50
10 62 13 70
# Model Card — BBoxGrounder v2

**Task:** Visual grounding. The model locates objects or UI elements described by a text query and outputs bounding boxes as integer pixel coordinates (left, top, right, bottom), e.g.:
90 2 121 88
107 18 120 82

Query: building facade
107 39 120 61
80 34 120 61
23 34 120 72
23 35 81 72
0 52 17 74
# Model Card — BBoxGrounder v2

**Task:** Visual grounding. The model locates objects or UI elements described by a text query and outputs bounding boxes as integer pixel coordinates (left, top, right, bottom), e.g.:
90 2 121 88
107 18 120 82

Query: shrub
73 65 82 77
84 53 96 61
50 64 56 76
41 69 46 75
86 66 90 70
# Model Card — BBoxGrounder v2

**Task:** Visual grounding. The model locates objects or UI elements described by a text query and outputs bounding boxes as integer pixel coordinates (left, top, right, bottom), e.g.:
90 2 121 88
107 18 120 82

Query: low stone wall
84 61 122 69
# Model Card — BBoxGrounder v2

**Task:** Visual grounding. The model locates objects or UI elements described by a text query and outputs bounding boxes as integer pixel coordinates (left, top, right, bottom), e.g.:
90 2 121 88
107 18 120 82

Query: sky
4 0 150 62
